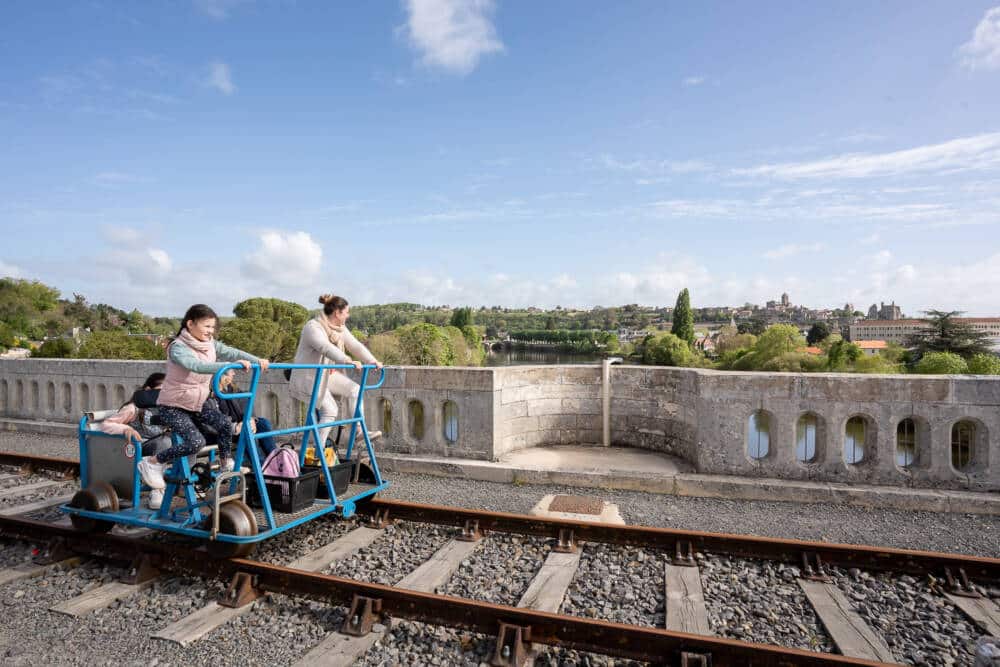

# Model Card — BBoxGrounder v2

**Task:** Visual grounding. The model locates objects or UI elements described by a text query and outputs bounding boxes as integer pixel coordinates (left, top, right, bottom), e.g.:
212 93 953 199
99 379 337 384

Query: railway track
0 451 997 666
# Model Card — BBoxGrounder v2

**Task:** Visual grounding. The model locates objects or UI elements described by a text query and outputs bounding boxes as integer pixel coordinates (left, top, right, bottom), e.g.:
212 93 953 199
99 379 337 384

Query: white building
849 318 1000 345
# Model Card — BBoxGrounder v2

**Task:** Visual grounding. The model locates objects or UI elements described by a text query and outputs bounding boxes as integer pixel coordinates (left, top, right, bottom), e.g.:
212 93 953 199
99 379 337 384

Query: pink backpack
262 445 300 478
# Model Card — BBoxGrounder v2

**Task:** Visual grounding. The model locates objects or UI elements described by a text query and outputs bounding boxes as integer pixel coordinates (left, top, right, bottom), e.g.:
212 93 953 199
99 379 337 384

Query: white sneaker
221 457 235 473
148 488 164 510
137 456 167 489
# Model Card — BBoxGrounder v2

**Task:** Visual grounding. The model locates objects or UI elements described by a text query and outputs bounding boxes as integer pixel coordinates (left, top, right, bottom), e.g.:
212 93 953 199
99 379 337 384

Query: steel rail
0 514 886 666
359 498 1000 584
2 451 997 583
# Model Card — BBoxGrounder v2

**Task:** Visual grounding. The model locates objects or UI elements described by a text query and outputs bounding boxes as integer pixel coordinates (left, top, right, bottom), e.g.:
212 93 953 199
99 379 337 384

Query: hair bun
319 294 333 305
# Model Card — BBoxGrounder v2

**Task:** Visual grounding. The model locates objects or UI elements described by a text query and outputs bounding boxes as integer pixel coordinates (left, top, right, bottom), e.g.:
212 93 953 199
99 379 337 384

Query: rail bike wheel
207 499 258 558
69 481 120 533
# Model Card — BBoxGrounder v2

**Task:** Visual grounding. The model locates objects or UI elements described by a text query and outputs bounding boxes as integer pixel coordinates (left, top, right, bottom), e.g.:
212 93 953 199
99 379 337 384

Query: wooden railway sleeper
552 528 578 553
457 519 482 542
218 571 263 608
673 540 696 567
341 594 383 637
490 622 531 666
801 551 832 582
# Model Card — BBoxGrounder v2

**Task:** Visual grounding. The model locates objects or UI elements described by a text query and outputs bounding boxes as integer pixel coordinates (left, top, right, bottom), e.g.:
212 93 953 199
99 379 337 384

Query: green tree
396 323 455 366
806 322 831 346
827 339 862 371
737 318 767 336
853 354 902 374
671 289 694 345
642 332 695 367
906 310 993 359
366 332 403 365
449 307 474 329
914 351 969 374
0 322 15 349
33 338 74 358
76 331 163 360
760 351 825 372
753 324 804 365
228 297 310 361
218 318 285 360
967 353 1000 375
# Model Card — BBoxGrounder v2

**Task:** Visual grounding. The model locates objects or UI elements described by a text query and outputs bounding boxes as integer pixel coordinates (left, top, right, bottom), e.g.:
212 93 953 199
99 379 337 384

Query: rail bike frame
62 362 389 547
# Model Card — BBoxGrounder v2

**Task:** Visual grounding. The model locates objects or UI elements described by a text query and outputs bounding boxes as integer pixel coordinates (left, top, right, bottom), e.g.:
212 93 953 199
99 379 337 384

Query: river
484 349 605 366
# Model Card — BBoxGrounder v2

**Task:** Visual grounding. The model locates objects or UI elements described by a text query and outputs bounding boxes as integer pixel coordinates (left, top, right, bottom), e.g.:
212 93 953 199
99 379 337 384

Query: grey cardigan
289 319 376 398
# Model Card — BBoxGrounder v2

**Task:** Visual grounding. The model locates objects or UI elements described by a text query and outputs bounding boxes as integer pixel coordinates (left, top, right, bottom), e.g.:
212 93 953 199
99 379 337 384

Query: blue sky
2 1 1000 316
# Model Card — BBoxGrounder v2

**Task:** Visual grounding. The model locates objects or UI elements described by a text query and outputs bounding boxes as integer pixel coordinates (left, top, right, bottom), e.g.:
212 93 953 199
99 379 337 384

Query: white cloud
682 76 705 86
194 0 249 20
860 233 881 245
400 0 504 75
763 243 825 260
206 61 236 95
241 231 322 288
958 6 1000 71
0 260 22 278
736 132 1000 180
95 225 174 286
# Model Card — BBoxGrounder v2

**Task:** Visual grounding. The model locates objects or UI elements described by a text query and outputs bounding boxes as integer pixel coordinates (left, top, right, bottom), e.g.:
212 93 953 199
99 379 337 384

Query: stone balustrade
1 359 997 492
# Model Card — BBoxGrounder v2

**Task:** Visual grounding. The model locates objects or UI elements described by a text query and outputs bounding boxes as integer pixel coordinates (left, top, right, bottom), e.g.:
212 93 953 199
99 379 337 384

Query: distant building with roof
849 318 1000 345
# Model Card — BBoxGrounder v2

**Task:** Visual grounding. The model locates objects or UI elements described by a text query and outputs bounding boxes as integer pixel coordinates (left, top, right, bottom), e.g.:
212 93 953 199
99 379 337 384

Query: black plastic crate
246 468 320 513
304 461 354 499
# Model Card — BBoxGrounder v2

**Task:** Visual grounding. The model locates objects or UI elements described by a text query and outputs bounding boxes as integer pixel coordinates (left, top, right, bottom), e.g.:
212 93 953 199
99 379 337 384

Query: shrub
967 353 1000 375
33 338 74 358
642 333 694 367
914 351 968 375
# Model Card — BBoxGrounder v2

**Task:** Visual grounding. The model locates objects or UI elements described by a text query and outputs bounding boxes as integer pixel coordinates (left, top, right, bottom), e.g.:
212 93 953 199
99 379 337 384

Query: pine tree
905 310 992 359
671 289 694 345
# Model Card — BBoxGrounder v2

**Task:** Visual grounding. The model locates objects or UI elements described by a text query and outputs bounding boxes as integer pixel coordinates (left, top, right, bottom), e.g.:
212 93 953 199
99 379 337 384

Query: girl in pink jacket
136 304 269 506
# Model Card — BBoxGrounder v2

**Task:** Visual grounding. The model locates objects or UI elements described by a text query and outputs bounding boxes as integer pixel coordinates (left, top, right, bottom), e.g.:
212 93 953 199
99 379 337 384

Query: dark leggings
155 400 233 463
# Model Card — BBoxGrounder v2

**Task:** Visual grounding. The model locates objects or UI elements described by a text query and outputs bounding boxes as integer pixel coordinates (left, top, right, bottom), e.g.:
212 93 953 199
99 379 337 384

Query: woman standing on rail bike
289 294 382 454
136 304 269 508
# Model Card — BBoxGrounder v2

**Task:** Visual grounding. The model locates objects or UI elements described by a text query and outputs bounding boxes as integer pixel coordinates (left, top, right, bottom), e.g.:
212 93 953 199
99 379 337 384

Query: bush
396 323 455 366
642 333 694 367
760 352 826 372
914 351 968 375
366 333 403 365
32 338 74 358
967 353 1000 375
853 354 902 374
76 331 163 360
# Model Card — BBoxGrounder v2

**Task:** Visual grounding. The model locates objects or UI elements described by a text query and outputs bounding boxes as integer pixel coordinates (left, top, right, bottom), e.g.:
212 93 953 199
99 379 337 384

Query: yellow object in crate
305 445 337 466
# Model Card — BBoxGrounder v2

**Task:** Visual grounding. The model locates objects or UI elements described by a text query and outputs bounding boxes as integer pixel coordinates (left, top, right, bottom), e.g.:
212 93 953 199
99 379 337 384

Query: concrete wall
1 359 998 491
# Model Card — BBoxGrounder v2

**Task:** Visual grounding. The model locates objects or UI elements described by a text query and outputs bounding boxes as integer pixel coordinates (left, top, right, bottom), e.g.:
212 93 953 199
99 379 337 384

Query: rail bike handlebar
211 362 386 400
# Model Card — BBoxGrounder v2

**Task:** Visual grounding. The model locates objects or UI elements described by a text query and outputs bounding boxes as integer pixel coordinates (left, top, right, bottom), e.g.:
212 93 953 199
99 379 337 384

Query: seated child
136 304 269 508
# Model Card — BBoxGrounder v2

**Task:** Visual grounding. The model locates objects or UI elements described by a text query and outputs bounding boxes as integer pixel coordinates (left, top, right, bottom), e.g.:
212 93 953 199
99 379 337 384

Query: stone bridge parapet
0 359 997 492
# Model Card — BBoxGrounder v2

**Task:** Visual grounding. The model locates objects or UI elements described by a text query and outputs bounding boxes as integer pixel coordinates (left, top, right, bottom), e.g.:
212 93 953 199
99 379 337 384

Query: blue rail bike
61 362 390 557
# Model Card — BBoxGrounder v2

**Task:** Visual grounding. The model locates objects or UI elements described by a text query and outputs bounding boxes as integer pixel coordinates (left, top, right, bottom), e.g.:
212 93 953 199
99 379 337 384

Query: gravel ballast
1 429 999 665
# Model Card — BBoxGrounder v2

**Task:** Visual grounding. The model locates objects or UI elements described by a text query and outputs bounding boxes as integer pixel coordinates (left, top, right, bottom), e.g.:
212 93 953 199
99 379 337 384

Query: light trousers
295 372 360 449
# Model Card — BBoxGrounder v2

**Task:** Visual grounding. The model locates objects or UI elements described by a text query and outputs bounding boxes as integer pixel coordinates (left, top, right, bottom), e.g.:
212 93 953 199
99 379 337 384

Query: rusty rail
359 498 1000 585
0 514 886 666
1 450 997 585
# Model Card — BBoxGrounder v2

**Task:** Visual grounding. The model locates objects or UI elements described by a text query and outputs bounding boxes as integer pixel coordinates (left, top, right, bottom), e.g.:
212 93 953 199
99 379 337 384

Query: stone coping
377 453 1000 516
